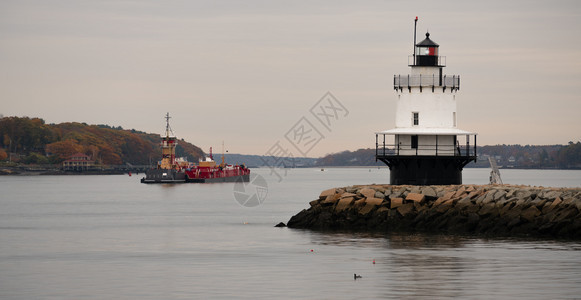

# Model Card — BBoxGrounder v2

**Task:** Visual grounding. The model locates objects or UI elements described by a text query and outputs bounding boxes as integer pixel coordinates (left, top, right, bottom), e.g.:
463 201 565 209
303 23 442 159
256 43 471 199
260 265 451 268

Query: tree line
314 143 581 169
2 116 579 169
0 116 204 165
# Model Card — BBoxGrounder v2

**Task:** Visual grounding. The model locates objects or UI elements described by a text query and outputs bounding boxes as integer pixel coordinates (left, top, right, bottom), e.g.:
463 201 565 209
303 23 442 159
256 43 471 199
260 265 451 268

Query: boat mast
221 141 225 167
165 112 174 138
160 112 177 170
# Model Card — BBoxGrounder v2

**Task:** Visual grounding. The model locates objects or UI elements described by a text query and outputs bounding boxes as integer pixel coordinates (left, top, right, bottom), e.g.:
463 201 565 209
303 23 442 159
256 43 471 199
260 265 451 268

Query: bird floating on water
354 273 362 280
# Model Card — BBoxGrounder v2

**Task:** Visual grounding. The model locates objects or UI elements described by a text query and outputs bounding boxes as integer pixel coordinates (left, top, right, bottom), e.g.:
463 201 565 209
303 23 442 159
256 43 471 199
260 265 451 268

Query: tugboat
140 113 250 184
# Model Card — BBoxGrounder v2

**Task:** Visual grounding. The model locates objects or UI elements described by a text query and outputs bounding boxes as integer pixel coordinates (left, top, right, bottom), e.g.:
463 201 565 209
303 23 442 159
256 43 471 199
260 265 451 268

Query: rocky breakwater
287 185 581 238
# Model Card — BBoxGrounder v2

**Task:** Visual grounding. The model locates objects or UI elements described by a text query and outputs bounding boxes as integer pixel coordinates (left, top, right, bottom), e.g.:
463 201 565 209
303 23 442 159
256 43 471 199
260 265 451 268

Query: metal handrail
393 74 460 89
376 144 476 157
408 55 446 67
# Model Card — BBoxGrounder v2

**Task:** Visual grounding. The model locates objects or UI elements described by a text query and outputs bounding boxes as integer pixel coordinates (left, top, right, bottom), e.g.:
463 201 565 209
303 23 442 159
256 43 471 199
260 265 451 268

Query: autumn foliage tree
0 116 204 165
45 139 85 162
0 148 7 161
0 116 55 153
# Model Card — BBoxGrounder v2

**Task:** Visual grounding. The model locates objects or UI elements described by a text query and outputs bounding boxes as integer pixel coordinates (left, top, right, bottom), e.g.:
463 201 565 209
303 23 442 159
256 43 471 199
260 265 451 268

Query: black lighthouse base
378 156 475 185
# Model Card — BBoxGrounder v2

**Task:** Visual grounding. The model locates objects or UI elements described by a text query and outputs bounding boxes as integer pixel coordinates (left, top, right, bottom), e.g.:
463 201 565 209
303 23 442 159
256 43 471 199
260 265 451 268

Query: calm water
1 168 581 299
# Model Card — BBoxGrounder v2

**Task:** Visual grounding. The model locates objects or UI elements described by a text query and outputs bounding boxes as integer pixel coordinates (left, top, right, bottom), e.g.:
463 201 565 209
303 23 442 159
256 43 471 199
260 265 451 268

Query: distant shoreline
0 166 128 176
2 165 581 176
292 165 581 170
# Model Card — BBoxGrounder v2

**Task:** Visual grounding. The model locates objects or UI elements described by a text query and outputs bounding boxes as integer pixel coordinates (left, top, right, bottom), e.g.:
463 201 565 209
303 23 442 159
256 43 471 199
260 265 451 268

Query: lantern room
414 32 441 66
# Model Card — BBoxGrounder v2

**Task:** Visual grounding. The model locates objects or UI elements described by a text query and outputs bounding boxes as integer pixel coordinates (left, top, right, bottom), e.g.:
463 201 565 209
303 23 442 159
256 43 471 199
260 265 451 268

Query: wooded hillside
0 116 204 165
315 143 581 169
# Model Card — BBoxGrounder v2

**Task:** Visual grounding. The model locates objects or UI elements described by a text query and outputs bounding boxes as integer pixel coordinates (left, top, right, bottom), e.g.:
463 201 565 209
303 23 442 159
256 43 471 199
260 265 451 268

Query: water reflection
387 232 467 249
296 231 471 297
303 230 469 249
297 230 581 299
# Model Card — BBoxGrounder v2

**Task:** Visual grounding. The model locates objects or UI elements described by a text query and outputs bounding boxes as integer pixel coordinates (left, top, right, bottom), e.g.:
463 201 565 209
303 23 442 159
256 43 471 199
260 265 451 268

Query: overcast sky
1 0 580 157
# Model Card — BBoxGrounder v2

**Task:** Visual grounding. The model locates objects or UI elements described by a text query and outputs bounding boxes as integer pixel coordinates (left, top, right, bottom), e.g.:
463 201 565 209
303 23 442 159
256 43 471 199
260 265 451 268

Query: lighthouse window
417 47 438 56
412 112 419 126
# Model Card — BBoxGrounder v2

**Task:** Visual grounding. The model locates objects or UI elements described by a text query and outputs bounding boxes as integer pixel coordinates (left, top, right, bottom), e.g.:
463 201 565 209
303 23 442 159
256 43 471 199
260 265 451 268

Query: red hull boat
141 113 250 184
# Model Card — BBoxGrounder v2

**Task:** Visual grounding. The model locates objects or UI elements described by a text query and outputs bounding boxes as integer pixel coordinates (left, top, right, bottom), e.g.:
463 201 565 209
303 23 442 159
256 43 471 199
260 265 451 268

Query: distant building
62 153 94 170
507 156 516 168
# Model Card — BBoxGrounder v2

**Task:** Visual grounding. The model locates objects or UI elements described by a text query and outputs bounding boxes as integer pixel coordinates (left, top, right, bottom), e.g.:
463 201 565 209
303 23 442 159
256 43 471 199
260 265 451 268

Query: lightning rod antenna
413 16 418 65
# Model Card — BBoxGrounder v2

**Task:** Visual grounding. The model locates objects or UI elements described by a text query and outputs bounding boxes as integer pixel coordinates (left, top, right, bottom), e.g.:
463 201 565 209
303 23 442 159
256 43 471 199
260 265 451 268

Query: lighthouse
375 18 477 185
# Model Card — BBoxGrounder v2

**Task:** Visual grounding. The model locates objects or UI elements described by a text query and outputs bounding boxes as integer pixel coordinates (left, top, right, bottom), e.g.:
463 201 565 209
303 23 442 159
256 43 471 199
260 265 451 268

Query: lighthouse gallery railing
394 74 460 90
375 134 477 158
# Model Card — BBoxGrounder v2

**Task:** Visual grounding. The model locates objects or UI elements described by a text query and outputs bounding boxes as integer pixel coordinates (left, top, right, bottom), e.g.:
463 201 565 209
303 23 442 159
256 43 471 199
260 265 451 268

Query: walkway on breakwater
287 184 581 239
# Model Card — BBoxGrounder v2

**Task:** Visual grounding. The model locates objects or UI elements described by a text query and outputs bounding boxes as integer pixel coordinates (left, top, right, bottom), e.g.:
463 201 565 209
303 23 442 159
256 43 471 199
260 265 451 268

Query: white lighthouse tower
376 18 477 185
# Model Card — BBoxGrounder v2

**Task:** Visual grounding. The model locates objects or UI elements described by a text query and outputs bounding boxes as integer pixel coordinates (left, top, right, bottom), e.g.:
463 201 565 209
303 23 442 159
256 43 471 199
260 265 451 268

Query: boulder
359 188 376 199
322 193 341 204
516 190 533 200
453 186 467 198
478 203 498 217
502 206 523 220
574 198 581 211
372 186 386 193
421 186 438 198
274 222 287 227
359 203 376 215
406 193 425 203
376 207 389 214
455 197 474 210
436 201 454 213
393 187 409 197
521 206 541 222
505 188 517 199
384 187 393 196
493 190 507 201
390 197 403 209
433 197 449 207
335 197 354 212
345 187 357 193
553 207 578 223
541 190 561 200
530 198 547 208
365 197 384 206
408 186 419 194
397 203 415 217
319 188 336 200
549 197 562 209
500 201 516 215
440 191 456 202
541 202 553 214
480 191 496 205
287 209 309 228
340 192 357 199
